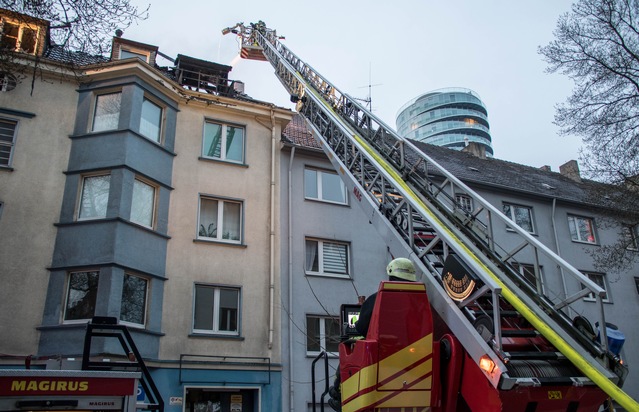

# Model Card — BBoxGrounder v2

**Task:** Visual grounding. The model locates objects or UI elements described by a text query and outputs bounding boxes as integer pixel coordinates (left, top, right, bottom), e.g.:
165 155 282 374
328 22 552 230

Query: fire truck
224 21 639 412
0 318 163 412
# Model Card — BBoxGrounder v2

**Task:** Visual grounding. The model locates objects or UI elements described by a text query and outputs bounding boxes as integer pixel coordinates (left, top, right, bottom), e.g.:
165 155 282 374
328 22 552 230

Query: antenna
355 63 382 111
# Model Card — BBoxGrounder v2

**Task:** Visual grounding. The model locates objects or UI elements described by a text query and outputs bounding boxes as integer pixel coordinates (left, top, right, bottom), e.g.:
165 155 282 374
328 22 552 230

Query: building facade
396 88 494 157
0 10 291 412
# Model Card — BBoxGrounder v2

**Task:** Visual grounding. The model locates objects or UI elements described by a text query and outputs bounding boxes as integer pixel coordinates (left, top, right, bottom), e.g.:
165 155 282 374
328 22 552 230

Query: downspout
288 146 296 412
551 197 573 318
268 108 276 350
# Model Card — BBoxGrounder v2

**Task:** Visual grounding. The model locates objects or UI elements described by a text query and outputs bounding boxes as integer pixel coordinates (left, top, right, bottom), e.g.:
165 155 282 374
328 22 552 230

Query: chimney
461 142 486 159
539 165 551 172
559 160 581 182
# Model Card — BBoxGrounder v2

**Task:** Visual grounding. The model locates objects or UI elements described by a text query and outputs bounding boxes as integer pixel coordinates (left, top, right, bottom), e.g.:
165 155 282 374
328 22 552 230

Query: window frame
635 277 639 295
568 214 597 244
305 238 350 278
623 224 639 251
455 194 473 213
511 262 545 293
63 270 100 323
582 271 610 303
140 96 164 143
130 177 157 229
0 117 18 168
91 91 122 133
119 48 150 63
305 314 341 357
77 173 111 221
119 273 149 328
502 202 535 233
192 284 241 336
0 18 40 54
197 195 243 244
201 120 246 164
304 167 348 205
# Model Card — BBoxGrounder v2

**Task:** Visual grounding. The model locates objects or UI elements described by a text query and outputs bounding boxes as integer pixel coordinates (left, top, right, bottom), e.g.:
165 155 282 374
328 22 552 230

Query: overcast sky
125 0 581 171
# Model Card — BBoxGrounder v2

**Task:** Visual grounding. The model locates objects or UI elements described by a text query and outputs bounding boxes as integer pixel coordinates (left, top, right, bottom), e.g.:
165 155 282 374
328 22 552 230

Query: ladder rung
501 329 539 338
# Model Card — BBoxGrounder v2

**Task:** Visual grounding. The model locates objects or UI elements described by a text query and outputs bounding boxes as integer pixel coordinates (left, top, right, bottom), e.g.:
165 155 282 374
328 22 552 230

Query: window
78 174 111 219
635 277 639 295
304 168 347 204
0 118 17 167
193 285 240 335
0 72 17 92
64 271 99 322
0 20 38 54
140 98 162 142
568 215 596 244
120 49 149 62
511 262 544 291
202 121 245 163
92 92 122 132
456 194 473 213
503 202 534 233
120 274 148 327
306 315 341 355
305 238 350 276
582 272 610 302
198 197 242 243
623 225 638 250
131 178 155 228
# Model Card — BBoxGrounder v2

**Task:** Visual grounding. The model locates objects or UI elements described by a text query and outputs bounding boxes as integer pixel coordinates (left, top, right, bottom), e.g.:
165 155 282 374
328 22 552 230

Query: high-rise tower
396 88 493 156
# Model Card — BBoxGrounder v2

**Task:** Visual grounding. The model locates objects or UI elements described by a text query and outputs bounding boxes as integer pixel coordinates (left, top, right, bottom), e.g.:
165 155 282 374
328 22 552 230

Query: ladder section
82 317 164 412
225 21 636 410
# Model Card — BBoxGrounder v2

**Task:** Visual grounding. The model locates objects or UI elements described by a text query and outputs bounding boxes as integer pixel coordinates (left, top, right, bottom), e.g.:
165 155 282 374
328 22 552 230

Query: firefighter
328 257 417 411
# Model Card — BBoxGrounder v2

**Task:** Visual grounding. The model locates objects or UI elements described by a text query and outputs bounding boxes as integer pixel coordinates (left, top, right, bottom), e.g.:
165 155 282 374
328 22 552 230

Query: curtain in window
204 123 222 158
131 179 154 227
305 240 319 271
222 201 241 241
140 99 161 142
199 198 218 238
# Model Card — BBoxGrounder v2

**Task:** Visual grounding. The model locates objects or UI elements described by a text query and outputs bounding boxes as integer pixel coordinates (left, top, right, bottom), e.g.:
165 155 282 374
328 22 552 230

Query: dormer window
0 17 42 55
111 37 157 66
120 48 149 63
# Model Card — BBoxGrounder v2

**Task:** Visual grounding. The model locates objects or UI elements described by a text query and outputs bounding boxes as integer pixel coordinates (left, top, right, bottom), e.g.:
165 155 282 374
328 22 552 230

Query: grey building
396 88 494 157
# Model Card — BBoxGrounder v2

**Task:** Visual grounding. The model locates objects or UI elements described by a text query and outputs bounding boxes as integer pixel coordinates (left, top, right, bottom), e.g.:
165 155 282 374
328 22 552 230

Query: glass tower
396 88 493 157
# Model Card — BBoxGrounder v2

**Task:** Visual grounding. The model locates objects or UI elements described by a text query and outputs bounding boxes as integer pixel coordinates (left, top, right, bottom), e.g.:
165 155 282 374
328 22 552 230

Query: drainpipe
288 146 296 412
268 108 276 350
551 197 573 318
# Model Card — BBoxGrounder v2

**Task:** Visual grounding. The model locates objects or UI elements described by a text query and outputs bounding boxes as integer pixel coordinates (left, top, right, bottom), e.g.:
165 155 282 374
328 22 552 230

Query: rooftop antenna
355 63 382 111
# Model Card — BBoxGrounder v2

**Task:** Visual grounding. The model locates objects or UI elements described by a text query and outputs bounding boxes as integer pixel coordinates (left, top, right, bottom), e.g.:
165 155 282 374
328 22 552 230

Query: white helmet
386 257 417 282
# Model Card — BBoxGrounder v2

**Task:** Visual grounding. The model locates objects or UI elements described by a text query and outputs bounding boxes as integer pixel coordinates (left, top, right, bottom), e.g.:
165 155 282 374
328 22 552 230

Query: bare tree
540 0 639 271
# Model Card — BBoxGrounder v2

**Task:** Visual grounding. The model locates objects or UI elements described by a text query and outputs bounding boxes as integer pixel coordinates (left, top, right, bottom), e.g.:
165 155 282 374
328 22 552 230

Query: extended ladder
225 21 637 410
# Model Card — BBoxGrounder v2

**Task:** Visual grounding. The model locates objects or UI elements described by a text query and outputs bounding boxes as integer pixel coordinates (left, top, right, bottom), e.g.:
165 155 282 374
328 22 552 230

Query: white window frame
304 168 347 205
140 97 163 143
197 196 243 244
305 238 350 277
63 270 99 323
511 262 545 293
0 117 17 167
582 271 610 303
623 225 638 250
568 214 597 244
503 202 535 233
130 177 156 228
119 273 148 328
305 315 341 357
77 173 111 220
202 120 245 163
0 18 40 54
119 48 150 63
455 194 473 213
91 91 122 132
192 284 240 336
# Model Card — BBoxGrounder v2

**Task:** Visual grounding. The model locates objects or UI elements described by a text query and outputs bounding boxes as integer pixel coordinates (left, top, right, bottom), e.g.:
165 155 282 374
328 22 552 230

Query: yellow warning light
479 354 495 374
409 347 416 353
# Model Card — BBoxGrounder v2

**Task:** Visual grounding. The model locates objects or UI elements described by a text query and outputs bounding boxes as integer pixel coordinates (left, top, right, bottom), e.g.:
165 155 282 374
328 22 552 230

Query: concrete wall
0 72 77 355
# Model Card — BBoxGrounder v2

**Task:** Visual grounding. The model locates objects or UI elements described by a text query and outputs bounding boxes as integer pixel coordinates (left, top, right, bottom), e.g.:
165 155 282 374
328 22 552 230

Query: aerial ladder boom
224 21 637 411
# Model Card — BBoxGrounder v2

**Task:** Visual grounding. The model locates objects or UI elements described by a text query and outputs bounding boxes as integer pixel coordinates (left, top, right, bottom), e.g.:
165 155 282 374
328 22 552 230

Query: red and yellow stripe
341 334 434 412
